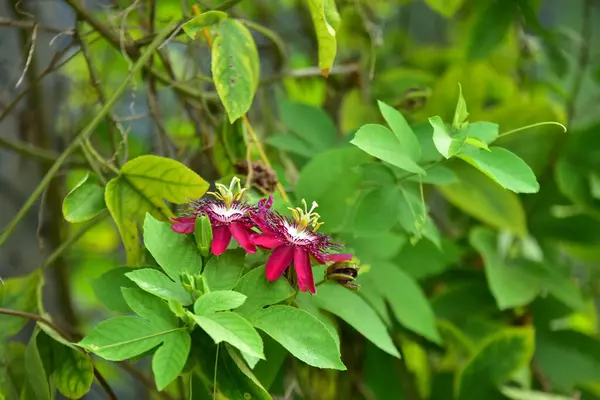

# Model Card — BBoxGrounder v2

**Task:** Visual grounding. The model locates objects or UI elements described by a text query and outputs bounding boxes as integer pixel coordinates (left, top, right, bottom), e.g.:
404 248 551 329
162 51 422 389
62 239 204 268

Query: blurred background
1 0 600 399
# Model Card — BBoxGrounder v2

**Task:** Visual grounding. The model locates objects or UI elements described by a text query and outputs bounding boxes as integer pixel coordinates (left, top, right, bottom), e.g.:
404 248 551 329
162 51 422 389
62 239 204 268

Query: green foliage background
1 0 600 399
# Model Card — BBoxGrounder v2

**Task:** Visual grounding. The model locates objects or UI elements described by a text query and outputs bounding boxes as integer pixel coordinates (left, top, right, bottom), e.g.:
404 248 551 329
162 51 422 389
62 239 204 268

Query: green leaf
181 11 228 39
351 124 426 174
470 228 540 310
194 291 247 315
438 161 528 236
305 0 340 76
0 342 27 399
152 331 191 391
204 249 247 291
248 305 346 370
373 263 442 344
45 336 94 399
342 232 406 263
353 187 401 235
0 271 40 340
62 173 106 223
279 100 337 151
410 164 458 185
424 0 465 17
212 19 259 122
467 0 517 60
500 386 573 400
429 116 465 159
122 287 176 329
25 329 51 400
90 267 137 313
457 121 499 145
105 155 209 265
143 214 202 280
234 266 295 316
458 147 539 193
452 83 469 130
78 316 177 361
455 328 535 400
126 268 192 306
267 134 314 158
191 312 264 359
313 284 400 358
377 100 421 160
296 147 371 231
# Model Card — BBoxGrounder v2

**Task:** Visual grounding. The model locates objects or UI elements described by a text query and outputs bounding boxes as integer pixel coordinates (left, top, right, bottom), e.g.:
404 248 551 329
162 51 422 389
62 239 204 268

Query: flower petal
326 253 353 263
170 217 196 234
229 222 257 254
294 247 315 294
265 245 294 281
252 232 284 249
212 225 232 256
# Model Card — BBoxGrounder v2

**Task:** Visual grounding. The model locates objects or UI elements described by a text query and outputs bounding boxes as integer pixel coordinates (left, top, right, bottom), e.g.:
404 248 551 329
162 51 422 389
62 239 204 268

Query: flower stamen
287 199 324 232
207 176 247 209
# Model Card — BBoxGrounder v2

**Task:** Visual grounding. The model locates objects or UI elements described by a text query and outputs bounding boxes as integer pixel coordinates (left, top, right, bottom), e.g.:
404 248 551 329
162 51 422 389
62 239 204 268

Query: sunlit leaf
105 155 209 265
424 0 465 17
126 268 193 306
194 290 247 315
305 0 340 76
378 100 421 161
181 11 228 39
62 173 106 223
429 116 465 159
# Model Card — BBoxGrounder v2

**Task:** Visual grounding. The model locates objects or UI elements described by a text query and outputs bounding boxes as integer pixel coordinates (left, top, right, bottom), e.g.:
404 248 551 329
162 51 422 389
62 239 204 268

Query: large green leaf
143 214 202 280
378 100 421 160
455 328 535 400
352 186 401 235
313 284 400 358
424 0 465 17
305 0 340 76
212 19 259 122
467 0 517 60
62 172 106 223
126 268 193 306
459 147 539 193
191 312 264 359
0 271 40 340
234 266 295 316
105 155 209 265
248 305 345 370
372 263 442 344
152 330 191 391
194 290 247 315
351 124 425 174
204 249 248 291
296 147 371 231
90 267 137 313
470 228 540 310
181 10 228 39
278 100 337 151
438 161 528 236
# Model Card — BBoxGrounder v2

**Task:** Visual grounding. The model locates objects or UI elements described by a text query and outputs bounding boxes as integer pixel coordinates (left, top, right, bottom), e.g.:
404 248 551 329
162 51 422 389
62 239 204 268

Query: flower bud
180 272 206 296
194 215 213 258
325 260 360 291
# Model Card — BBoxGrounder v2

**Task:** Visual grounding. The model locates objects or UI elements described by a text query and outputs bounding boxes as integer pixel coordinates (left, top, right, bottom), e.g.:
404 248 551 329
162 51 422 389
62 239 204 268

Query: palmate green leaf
455 328 535 400
438 161 528 236
234 266 295 316
279 100 337 152
459 147 539 193
122 287 176 329
90 267 137 313
410 164 458 185
105 155 209 265
212 19 260 122
500 386 573 400
62 172 106 223
194 290 247 315
378 100 421 161
181 11 228 39
313 284 400 358
467 0 517 60
373 263 442 344
152 331 190 391
204 249 248 291
351 124 426 174
0 271 40 340
353 186 401 236
248 305 346 370
305 0 340 76
470 228 540 310
126 268 193 306
429 116 465 159
191 312 264 359
143 214 203 280
424 0 465 17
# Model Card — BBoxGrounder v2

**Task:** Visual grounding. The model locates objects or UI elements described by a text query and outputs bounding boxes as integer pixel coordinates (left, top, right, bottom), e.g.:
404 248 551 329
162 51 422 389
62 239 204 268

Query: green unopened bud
195 215 213 258
180 272 206 296
180 273 194 293
325 260 360 291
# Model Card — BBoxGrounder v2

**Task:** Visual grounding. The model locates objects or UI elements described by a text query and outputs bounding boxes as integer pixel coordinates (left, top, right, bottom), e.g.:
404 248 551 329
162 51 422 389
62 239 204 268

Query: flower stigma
288 199 324 232
207 176 247 209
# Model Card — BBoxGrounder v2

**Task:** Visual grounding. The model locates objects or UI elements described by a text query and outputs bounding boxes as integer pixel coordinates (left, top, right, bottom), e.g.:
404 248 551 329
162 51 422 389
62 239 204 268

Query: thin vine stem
497 121 567 139
0 20 180 246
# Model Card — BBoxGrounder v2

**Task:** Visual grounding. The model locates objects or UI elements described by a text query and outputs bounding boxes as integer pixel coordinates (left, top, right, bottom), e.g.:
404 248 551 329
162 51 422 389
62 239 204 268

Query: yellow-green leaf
306 0 340 76
212 19 260 122
62 173 106 223
181 11 228 39
105 155 209 265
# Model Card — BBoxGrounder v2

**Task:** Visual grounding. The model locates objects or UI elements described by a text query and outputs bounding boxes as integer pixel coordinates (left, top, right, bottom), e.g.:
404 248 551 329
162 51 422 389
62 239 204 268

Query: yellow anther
208 176 246 209
290 199 323 232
